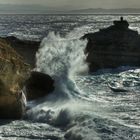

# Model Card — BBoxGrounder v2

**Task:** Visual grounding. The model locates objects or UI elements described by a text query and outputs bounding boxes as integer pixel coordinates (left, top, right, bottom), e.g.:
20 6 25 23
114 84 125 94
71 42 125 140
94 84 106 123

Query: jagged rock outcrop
83 17 140 71
0 38 30 119
25 71 55 101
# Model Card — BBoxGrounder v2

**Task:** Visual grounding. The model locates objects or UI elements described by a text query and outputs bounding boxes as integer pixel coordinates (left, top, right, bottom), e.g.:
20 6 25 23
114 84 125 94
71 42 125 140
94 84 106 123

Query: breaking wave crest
34 32 88 99
26 31 90 122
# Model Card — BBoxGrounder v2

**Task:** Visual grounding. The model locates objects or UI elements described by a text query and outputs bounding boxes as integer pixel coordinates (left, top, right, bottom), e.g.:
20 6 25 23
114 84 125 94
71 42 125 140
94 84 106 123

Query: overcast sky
0 0 140 10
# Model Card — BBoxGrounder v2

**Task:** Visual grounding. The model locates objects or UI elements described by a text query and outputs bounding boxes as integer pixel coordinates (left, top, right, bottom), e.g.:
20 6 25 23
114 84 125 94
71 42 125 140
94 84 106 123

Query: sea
0 14 140 140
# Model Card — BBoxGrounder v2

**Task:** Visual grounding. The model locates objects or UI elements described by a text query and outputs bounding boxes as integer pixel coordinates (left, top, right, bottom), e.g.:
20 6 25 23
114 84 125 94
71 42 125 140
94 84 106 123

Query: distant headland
1 5 140 14
67 8 140 14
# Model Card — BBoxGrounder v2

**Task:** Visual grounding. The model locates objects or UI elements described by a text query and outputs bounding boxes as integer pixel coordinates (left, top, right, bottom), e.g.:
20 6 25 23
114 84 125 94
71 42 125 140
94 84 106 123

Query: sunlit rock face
83 17 140 71
3 36 40 68
0 39 30 119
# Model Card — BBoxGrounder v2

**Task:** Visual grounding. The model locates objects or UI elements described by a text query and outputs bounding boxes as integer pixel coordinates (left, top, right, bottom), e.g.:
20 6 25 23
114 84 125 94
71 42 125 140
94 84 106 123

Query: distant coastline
66 8 140 14
1 5 140 14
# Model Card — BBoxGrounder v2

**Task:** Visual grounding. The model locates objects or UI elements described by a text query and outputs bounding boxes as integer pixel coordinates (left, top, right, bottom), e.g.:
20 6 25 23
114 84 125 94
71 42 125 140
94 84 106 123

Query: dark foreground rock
0 92 26 119
83 17 140 71
0 38 30 119
25 71 55 101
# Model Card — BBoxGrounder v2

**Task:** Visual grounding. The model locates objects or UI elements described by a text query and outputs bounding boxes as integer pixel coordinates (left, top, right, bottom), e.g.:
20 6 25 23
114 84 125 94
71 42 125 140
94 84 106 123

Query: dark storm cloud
0 0 140 9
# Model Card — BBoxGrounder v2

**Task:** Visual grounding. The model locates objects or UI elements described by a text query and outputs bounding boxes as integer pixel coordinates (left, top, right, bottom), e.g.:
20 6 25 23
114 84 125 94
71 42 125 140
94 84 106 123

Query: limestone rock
3 36 40 68
0 38 30 118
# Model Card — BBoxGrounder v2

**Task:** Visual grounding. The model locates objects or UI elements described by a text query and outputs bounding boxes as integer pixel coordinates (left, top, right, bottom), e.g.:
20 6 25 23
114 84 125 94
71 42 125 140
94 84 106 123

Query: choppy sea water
0 14 140 140
1 14 140 40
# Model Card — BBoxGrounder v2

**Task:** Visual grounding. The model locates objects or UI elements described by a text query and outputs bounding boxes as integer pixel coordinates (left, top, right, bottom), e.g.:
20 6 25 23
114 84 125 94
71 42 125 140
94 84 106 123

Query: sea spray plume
35 32 88 99
27 31 89 124
27 32 102 140
36 32 88 78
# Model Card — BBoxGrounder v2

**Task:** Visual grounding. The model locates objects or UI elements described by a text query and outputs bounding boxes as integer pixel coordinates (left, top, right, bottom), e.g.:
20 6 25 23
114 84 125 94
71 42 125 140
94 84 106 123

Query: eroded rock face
83 17 140 71
25 71 55 101
3 36 40 68
0 39 30 118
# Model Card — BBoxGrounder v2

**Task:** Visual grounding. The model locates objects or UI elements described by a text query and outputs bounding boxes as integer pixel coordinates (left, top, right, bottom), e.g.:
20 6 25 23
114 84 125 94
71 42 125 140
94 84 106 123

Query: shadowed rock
25 71 55 101
0 92 26 119
108 83 128 92
82 17 140 71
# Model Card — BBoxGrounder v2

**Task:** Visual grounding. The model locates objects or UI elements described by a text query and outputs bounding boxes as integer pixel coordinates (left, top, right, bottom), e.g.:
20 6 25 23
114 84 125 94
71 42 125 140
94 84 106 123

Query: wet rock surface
25 71 55 101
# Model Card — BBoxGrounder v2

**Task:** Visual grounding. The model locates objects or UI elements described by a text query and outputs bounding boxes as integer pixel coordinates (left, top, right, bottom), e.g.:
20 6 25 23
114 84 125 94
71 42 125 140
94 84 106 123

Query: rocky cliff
3 36 40 68
83 17 140 71
0 38 30 118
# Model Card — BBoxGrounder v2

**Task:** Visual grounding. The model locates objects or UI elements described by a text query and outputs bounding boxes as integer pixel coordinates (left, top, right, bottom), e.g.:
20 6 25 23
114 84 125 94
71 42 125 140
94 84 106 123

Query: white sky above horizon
0 0 139 10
